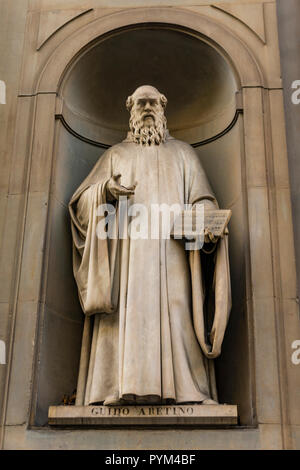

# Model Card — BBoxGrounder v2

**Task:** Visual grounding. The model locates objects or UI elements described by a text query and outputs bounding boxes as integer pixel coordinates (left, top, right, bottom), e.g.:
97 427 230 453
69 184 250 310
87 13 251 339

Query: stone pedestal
48 404 238 426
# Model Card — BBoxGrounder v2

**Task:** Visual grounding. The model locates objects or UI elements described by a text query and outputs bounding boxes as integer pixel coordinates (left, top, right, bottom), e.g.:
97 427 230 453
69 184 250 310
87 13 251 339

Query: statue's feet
103 396 123 406
202 398 218 405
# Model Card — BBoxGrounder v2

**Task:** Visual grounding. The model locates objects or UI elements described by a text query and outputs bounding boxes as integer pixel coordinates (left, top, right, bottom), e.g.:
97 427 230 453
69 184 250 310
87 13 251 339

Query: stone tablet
171 209 232 239
204 210 232 237
49 404 238 426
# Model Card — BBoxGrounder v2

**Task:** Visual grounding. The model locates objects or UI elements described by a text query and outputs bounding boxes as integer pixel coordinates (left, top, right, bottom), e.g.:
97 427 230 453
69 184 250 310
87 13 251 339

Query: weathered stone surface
277 0 300 303
3 423 260 450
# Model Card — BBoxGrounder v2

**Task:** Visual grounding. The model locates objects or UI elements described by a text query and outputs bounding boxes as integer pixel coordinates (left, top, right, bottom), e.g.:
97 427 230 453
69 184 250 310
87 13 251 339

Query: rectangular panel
49 404 238 426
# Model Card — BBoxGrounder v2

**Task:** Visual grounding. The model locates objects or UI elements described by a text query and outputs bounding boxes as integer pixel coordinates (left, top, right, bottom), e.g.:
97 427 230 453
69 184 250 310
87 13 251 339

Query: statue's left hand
204 229 219 244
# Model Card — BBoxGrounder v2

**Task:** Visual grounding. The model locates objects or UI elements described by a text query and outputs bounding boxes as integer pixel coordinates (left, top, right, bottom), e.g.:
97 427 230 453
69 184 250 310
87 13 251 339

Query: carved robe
69 133 231 405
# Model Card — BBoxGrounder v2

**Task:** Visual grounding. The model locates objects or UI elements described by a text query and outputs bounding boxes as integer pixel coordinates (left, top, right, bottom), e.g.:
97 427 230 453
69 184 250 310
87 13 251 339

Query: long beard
129 109 167 146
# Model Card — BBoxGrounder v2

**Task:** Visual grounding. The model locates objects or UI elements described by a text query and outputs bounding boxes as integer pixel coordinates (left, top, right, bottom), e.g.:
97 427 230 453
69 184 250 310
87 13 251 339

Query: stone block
33 305 82 426
28 94 56 193
48 404 238 426
268 90 290 189
275 188 297 299
259 423 283 450
0 194 22 303
251 297 281 424
243 88 267 188
5 301 38 425
18 192 49 302
8 96 34 195
3 423 261 450
247 187 274 299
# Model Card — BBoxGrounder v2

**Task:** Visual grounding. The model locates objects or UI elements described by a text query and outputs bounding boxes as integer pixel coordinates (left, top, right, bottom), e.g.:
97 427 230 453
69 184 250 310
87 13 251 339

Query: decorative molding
191 109 243 148
56 113 110 149
37 9 93 50
36 7 264 93
212 4 266 44
55 109 243 150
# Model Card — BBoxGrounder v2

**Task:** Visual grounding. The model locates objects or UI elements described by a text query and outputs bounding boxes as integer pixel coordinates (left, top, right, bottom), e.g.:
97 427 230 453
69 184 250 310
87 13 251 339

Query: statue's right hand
106 174 137 201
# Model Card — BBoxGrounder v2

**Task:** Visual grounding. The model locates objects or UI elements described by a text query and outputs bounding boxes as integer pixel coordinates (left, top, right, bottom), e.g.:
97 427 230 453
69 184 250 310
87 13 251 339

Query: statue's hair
126 86 168 111
129 101 167 146
126 85 168 145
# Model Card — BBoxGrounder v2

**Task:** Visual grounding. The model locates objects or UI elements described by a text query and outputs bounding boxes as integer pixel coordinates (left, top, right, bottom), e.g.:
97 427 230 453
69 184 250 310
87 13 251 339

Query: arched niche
60 26 237 146
31 14 261 428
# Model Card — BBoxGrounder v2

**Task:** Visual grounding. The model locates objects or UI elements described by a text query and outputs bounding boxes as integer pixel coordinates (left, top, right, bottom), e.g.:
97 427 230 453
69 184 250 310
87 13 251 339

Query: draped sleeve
184 145 232 359
69 149 119 315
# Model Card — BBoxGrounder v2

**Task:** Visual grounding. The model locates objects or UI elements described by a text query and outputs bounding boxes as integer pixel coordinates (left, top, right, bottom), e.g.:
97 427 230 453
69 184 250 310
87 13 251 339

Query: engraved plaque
49 404 238 426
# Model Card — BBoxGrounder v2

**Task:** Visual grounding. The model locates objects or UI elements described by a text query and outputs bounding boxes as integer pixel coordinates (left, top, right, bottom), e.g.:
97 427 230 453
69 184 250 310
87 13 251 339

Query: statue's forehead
132 87 160 101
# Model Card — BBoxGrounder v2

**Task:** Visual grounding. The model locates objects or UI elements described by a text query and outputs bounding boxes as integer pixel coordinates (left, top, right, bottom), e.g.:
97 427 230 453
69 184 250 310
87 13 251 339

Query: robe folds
69 134 231 406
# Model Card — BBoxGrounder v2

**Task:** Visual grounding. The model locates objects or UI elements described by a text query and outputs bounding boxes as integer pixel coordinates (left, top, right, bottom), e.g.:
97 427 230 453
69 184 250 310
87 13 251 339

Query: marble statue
69 85 231 406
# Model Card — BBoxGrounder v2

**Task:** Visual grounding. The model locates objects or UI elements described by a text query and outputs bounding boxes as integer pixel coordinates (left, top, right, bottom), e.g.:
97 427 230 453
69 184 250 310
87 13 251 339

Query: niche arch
29 8 266 427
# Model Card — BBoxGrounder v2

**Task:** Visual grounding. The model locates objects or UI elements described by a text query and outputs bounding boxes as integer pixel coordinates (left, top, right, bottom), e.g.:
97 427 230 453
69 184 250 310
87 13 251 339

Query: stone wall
0 0 299 450
277 0 300 300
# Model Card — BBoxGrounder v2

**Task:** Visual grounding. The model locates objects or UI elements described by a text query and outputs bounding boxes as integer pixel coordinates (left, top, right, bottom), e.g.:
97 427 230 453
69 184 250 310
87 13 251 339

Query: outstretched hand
106 174 137 201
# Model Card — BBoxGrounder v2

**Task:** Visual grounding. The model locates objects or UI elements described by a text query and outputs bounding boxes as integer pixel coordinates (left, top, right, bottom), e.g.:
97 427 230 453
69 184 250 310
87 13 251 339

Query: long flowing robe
69 133 231 406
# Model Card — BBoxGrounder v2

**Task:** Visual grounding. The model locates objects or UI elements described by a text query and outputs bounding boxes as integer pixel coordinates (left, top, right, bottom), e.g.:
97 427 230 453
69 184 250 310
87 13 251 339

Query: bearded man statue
69 85 231 407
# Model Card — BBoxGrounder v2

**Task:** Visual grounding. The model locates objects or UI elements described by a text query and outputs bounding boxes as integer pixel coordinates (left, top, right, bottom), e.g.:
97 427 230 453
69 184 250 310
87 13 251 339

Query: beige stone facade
0 0 299 449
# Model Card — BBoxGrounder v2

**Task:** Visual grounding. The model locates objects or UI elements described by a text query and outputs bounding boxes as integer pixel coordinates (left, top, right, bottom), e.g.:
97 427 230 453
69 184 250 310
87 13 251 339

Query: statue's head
126 85 168 146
